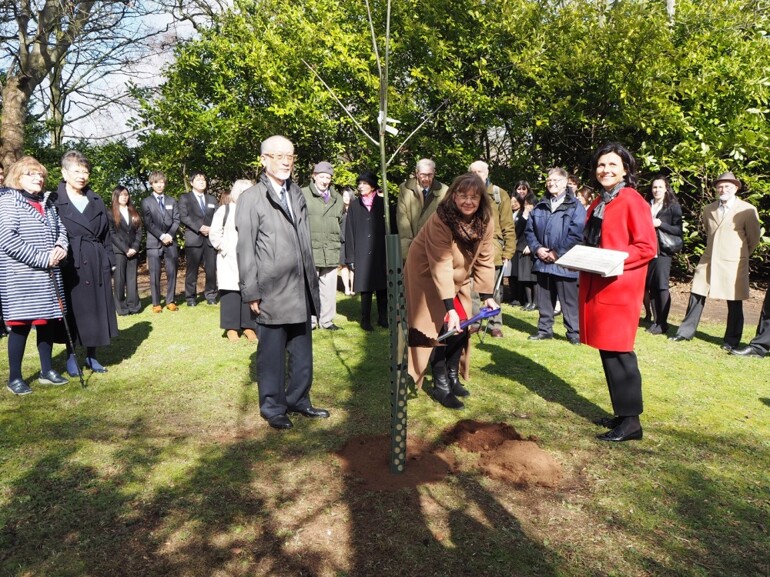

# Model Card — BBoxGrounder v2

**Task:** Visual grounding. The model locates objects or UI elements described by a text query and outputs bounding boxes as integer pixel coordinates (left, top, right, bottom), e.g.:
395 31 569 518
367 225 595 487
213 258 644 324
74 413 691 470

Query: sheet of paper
555 245 629 277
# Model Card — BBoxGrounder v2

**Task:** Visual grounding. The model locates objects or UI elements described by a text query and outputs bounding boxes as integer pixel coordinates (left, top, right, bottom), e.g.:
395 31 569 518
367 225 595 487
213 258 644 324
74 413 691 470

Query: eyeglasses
417 172 435 178
263 153 297 162
23 172 46 179
66 168 90 176
455 194 481 203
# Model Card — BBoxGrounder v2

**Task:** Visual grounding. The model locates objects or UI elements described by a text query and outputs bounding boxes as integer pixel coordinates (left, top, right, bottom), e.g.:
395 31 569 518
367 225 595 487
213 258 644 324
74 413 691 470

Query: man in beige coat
396 158 448 261
670 171 761 349
467 160 516 337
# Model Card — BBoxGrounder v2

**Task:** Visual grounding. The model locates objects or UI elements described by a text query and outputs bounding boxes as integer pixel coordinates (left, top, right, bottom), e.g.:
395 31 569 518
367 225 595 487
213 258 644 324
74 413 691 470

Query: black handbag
658 229 683 255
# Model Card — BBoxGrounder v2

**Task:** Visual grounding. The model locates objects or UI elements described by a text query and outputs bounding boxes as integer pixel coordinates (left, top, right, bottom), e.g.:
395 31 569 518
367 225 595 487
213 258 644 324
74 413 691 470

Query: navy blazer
141 194 180 251
179 192 217 248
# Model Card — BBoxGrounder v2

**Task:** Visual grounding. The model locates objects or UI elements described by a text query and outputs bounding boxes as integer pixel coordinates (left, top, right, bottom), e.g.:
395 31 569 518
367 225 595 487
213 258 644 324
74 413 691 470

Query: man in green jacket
396 158 448 261
302 161 343 330
468 160 516 338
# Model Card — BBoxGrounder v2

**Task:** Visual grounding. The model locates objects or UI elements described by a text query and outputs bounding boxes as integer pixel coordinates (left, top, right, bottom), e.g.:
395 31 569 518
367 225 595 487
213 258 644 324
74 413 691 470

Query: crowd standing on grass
1 142 767 445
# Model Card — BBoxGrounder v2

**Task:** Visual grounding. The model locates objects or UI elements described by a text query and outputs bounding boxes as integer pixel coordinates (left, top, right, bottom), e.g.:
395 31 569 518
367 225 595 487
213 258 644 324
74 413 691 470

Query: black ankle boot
446 350 469 397
430 364 464 409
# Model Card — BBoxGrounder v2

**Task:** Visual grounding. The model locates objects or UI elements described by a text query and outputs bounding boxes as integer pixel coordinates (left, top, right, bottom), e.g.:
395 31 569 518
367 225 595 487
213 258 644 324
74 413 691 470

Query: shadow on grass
601 427 770 575
481 340 607 422
760 397 770 408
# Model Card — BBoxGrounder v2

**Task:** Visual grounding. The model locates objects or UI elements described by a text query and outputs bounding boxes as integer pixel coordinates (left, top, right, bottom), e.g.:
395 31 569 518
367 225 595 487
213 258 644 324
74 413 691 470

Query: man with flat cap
302 161 343 331
670 171 761 350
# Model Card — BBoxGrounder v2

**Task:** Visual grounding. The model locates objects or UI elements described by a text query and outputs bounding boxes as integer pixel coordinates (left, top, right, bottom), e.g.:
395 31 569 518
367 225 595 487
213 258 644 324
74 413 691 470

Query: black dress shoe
267 414 293 429
567 337 581 345
720 343 733 352
378 319 389 328
187 301 197 307
593 416 623 429
291 406 330 419
597 426 643 442
669 335 690 342
360 321 374 332
730 346 764 358
528 333 553 341
323 324 341 331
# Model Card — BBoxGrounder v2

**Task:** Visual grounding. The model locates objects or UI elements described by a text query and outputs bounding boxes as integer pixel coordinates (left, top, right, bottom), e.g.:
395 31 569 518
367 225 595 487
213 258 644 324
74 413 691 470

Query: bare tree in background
0 0 226 167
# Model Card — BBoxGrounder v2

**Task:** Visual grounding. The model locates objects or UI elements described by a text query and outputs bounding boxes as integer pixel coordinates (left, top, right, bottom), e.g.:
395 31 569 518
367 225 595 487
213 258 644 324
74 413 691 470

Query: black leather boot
446 335 469 397
431 360 464 409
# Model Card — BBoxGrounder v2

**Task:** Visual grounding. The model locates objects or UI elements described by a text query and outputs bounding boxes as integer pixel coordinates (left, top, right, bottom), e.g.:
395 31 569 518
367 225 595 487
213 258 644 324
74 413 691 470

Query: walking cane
49 269 86 388
478 267 505 344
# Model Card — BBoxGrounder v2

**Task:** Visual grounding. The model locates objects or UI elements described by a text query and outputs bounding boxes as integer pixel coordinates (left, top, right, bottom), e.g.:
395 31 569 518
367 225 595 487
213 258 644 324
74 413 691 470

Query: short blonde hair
148 170 167 184
5 156 48 190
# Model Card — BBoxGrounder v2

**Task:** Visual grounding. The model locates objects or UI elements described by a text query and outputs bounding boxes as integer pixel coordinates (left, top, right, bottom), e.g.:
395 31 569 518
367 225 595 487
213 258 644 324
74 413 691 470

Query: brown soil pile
336 419 563 491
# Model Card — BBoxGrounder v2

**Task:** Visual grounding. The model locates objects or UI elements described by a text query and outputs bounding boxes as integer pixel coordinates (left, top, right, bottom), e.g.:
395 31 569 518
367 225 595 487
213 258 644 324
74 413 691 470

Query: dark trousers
748 288 770 355
8 324 58 380
599 350 643 417
219 290 256 331
255 299 314 420
184 243 218 302
649 288 672 329
360 290 387 324
147 245 178 306
535 273 579 339
676 293 743 346
113 252 140 314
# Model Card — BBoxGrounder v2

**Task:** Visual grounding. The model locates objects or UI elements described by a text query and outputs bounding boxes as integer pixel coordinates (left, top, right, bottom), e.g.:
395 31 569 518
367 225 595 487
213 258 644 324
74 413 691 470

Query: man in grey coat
236 135 329 430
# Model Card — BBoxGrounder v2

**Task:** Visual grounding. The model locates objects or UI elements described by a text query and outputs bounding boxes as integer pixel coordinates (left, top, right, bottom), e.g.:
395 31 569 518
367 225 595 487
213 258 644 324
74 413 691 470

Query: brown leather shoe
166 303 178 311
467 325 480 335
243 329 258 342
226 330 240 342
490 328 504 338
152 305 162 313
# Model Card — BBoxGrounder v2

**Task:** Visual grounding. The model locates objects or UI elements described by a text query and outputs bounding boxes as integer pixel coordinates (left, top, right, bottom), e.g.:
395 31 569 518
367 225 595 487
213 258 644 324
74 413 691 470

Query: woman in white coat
210 179 257 341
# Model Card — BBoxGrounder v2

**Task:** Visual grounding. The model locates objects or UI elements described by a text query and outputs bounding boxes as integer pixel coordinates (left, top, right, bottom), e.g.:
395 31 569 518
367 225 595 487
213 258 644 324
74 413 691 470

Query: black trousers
113 252 140 314
748 288 770 355
599 350 643 417
219 290 257 331
147 245 178 306
184 243 217 302
360 290 387 324
255 292 314 419
535 273 579 339
676 293 744 346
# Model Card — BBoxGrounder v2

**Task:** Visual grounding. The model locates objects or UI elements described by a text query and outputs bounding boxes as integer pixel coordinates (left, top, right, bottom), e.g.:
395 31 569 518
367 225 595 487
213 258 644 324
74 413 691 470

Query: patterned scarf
583 181 625 247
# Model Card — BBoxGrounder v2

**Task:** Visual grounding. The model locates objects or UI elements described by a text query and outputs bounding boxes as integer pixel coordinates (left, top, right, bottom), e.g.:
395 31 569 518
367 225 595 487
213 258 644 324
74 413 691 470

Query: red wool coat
579 188 657 352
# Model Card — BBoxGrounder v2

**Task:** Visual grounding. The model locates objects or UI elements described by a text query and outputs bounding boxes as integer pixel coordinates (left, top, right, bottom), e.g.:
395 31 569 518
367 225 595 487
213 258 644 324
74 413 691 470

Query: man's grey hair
260 135 293 154
547 167 568 178
415 158 436 174
469 160 488 172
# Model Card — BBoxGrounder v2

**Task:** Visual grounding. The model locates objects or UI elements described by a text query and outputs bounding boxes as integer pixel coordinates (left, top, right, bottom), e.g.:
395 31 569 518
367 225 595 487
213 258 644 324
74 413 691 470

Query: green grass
1 294 769 576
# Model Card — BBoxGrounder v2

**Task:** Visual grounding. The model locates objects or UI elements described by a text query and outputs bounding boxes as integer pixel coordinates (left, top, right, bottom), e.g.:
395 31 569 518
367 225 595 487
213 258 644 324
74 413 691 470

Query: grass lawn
1 294 769 576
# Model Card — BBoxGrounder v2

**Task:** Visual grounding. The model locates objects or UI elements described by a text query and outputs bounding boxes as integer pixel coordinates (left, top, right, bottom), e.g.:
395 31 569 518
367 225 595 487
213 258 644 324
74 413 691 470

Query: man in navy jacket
524 167 586 344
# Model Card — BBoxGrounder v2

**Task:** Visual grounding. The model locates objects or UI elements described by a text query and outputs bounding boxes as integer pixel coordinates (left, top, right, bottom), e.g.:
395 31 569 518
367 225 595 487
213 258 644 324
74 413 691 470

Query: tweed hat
313 161 334 176
714 171 741 190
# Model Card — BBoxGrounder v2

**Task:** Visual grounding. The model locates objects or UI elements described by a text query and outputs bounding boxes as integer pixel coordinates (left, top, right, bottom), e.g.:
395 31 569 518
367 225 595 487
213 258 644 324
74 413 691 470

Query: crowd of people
1 140 766 441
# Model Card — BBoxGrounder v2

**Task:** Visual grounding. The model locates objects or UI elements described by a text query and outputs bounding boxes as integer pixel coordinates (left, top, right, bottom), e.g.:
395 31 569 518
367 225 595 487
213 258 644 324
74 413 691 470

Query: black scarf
583 181 625 247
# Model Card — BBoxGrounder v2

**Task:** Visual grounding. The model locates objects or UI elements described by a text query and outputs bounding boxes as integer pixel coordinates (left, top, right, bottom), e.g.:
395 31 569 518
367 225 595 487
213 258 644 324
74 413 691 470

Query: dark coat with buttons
54 182 118 347
345 194 387 292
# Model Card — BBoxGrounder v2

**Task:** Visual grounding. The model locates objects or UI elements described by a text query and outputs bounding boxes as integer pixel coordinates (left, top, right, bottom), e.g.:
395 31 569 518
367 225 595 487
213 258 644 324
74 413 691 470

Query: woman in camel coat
405 173 496 410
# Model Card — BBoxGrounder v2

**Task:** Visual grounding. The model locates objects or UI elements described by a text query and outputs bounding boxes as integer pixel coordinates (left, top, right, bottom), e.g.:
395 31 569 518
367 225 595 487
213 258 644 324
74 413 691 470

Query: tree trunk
1 76 33 169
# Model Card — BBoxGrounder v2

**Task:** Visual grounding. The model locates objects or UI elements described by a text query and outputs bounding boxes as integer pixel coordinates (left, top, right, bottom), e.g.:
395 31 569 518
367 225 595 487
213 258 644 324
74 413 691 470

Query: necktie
198 194 206 214
279 186 292 221
423 188 430 201
158 196 165 211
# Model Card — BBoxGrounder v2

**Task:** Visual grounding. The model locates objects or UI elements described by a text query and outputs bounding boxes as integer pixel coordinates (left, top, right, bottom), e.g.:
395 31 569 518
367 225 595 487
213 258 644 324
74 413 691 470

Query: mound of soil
336 419 563 491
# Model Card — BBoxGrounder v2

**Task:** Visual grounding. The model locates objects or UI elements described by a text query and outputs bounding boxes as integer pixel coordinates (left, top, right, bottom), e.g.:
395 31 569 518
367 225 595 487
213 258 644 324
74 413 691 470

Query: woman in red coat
579 143 657 442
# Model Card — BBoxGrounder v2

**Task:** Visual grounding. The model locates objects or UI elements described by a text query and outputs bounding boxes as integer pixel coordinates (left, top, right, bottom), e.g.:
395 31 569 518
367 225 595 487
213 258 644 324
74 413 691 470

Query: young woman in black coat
108 186 143 316
645 176 683 335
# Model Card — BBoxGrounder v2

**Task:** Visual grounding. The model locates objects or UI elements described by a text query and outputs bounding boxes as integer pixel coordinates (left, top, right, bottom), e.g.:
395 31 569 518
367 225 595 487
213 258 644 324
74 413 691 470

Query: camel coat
690 198 760 301
405 212 495 387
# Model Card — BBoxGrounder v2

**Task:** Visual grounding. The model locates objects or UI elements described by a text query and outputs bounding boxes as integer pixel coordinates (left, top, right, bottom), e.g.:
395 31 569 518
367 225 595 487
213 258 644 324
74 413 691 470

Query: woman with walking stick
0 157 70 395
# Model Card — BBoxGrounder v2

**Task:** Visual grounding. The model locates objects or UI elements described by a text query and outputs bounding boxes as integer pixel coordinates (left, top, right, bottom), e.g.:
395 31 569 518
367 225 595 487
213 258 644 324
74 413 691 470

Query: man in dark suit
179 171 218 306
141 171 180 313
731 289 770 358
235 135 329 430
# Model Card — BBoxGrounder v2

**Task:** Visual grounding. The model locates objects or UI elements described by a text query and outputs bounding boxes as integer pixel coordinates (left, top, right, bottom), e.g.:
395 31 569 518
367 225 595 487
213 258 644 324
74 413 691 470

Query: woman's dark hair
590 142 638 190
647 175 678 209
436 173 491 253
514 180 532 198
522 191 537 207
111 186 141 230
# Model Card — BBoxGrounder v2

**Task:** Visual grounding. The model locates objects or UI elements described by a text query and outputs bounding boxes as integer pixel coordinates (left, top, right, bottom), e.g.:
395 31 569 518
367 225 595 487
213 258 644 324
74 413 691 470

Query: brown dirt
336 419 563 492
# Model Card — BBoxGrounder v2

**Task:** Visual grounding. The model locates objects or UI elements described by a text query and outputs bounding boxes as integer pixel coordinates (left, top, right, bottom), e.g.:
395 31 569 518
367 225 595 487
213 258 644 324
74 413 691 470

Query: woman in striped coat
0 157 70 395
